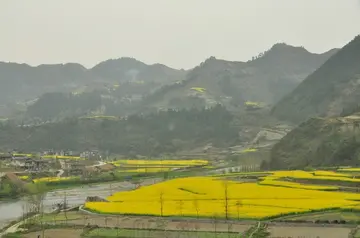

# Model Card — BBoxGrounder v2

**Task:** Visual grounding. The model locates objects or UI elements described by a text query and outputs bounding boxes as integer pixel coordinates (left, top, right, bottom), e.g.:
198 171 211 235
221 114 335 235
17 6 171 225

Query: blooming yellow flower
84 176 360 219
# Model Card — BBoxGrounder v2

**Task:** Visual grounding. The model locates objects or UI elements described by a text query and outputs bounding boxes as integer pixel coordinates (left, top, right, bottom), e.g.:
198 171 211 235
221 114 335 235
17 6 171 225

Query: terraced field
84 169 360 219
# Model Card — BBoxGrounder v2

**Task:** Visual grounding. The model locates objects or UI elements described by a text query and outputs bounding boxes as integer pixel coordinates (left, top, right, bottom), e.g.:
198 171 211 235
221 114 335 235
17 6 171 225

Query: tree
223 181 230 220
159 191 164 217
236 200 242 220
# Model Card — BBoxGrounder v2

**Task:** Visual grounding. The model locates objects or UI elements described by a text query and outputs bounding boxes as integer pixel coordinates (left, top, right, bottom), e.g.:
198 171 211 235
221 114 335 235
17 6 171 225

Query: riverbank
0 170 167 201
0 167 206 201
0 177 163 231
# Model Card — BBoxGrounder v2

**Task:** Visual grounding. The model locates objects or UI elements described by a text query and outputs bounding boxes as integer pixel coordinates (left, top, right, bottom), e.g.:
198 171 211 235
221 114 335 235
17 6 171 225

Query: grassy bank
0 168 203 201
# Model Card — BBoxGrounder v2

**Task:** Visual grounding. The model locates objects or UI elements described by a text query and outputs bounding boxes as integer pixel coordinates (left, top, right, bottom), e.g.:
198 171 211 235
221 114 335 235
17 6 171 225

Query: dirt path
51 214 252 233
22 229 83 238
248 222 261 238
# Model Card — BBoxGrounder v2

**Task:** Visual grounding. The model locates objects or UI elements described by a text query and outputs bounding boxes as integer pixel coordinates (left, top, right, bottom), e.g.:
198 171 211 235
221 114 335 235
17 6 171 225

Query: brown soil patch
22 229 83 238
268 225 351 238
51 215 251 233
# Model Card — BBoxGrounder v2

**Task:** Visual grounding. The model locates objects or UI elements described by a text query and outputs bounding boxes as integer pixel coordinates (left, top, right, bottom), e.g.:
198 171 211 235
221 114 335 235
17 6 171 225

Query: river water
0 180 139 230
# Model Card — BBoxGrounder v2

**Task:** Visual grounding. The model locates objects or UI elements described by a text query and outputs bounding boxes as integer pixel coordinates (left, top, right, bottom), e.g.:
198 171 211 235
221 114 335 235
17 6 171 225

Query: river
0 179 160 230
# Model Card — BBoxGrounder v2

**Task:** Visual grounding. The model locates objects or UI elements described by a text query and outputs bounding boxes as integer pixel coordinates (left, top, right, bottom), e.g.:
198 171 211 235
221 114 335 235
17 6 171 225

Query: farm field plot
112 159 208 167
84 228 240 238
267 225 352 238
276 211 360 222
32 212 252 234
84 176 360 219
22 229 83 238
218 169 360 189
112 159 209 173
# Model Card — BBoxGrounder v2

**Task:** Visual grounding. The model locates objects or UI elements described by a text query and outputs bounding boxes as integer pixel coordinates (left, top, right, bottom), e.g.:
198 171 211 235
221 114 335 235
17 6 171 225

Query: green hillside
139 44 337 112
269 114 360 169
0 105 239 156
272 35 360 124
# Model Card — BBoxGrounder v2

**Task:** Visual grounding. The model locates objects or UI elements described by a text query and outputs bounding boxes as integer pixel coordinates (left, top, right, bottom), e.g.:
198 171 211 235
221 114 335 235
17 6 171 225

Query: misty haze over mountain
2 0 360 69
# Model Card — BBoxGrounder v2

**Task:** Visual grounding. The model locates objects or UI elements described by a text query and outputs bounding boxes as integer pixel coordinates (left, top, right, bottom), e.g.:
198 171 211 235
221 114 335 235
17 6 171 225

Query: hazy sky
1 0 360 69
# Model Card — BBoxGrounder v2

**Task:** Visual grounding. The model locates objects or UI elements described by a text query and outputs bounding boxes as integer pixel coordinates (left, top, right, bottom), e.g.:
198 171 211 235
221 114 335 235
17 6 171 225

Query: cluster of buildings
0 149 102 172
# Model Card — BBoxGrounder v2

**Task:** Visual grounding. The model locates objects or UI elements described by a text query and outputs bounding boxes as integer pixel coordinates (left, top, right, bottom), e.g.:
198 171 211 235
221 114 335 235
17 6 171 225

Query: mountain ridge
271 35 360 124
138 44 339 112
269 113 360 169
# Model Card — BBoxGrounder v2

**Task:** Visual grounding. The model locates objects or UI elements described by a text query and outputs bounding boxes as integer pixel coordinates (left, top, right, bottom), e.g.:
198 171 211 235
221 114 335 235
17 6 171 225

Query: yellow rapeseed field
84 176 360 219
264 170 360 183
190 87 206 93
13 153 34 157
122 168 172 173
338 167 360 172
18 175 29 180
258 179 338 191
42 155 84 160
113 159 208 166
240 148 257 153
313 170 351 177
33 176 76 183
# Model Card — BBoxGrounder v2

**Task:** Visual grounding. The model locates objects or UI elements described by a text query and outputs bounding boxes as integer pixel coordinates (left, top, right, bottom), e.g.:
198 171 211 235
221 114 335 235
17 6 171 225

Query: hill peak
271 35 360 123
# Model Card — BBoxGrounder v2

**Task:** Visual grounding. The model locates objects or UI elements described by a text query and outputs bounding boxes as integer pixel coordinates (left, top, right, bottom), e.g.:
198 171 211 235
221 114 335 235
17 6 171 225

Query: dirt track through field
22 229 83 238
58 214 252 233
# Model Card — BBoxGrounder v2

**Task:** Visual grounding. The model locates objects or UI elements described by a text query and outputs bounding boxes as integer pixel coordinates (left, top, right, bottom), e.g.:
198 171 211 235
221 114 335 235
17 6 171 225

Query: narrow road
0 215 39 237
249 222 261 238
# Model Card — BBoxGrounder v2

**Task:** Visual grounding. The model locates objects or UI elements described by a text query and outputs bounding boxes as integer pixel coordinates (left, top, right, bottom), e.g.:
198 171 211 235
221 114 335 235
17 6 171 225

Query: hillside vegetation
269 114 360 169
272 35 360 124
0 105 239 155
139 44 337 111
4 44 336 121
0 58 186 117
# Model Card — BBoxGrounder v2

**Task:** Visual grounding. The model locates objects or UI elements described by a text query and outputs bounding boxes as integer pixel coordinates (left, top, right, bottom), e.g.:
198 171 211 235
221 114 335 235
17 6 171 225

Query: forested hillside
272 35 360 124
0 105 239 155
138 44 337 111
269 114 360 169
0 58 186 117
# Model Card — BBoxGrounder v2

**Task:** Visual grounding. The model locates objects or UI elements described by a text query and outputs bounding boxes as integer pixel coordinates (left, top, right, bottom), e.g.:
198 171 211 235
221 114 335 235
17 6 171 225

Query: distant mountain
138 44 338 111
272 35 360 124
92 57 186 83
0 58 186 116
269 114 360 169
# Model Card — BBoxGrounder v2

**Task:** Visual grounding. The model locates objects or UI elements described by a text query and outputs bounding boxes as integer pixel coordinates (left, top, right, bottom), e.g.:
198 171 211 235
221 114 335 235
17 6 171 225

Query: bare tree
159 191 164 217
177 200 184 217
236 200 242 221
63 191 68 223
227 222 233 238
212 213 219 238
223 181 229 220
193 199 200 219
116 215 120 237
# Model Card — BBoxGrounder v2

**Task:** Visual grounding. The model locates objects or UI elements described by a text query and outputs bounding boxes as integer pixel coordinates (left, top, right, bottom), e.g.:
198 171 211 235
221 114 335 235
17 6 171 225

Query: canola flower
18 175 29 180
33 176 77 183
79 115 119 120
42 155 84 160
113 159 208 166
13 153 34 157
313 170 350 178
338 168 360 172
258 179 338 191
190 87 206 93
84 176 360 219
122 168 172 173
240 148 257 153
119 164 188 168
244 101 260 106
267 170 360 183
